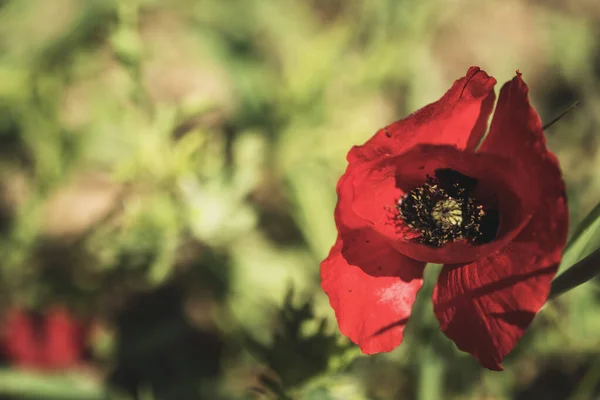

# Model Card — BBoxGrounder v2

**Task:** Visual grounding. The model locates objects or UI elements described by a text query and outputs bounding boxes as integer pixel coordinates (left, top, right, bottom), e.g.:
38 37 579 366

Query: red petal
321 232 425 354
433 71 568 371
1 309 41 368
479 71 557 201
41 308 83 369
348 66 496 164
433 200 567 370
343 144 538 264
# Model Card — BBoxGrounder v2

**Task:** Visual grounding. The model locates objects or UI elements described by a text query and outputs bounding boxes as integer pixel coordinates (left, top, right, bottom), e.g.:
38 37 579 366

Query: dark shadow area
0 192 14 236
36 5 116 74
108 283 225 400
532 73 582 137
0 106 31 169
593 31 600 80
242 287 350 390
249 183 307 247
513 355 600 400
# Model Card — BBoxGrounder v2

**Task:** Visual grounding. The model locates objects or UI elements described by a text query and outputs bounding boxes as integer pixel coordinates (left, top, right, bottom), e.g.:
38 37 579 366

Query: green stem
417 346 444 400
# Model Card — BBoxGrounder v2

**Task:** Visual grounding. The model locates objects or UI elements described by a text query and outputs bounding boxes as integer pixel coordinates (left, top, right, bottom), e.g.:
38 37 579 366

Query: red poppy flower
1 307 86 370
320 67 568 370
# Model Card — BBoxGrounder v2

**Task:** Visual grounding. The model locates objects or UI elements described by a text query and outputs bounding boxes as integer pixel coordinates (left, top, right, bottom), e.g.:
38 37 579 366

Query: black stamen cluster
396 169 495 247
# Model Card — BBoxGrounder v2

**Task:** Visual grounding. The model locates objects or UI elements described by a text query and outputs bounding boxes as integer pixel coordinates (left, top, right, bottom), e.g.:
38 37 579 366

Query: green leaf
559 200 600 273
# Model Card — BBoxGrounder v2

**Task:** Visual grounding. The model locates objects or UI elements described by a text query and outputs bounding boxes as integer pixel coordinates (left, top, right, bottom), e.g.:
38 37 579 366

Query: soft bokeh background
1 0 600 399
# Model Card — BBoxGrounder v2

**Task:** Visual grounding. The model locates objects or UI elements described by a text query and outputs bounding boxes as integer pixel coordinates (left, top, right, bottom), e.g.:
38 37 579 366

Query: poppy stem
542 100 580 131
417 346 444 400
549 248 600 299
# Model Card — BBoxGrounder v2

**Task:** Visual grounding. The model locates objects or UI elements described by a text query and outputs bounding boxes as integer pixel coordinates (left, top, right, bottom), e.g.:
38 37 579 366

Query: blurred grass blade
559 200 600 274
542 100 580 131
0 369 105 400
550 248 600 299
568 355 600 400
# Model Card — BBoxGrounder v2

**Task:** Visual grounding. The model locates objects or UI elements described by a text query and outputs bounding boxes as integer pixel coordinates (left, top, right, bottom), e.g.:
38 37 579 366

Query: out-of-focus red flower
1 307 86 370
320 67 568 370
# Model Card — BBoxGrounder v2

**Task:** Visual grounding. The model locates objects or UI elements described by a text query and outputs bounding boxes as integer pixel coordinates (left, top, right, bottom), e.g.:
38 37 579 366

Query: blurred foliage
1 0 600 399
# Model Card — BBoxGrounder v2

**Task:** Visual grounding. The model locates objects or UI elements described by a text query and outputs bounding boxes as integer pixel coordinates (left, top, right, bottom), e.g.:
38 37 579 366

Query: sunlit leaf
0 369 105 400
559 200 600 273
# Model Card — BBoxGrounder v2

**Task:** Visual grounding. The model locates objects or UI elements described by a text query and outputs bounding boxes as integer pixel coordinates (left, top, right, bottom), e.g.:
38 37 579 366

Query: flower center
431 199 463 229
396 169 498 247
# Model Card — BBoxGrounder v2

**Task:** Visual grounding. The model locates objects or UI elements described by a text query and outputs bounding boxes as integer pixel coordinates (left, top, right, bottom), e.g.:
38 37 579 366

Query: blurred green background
1 0 600 399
